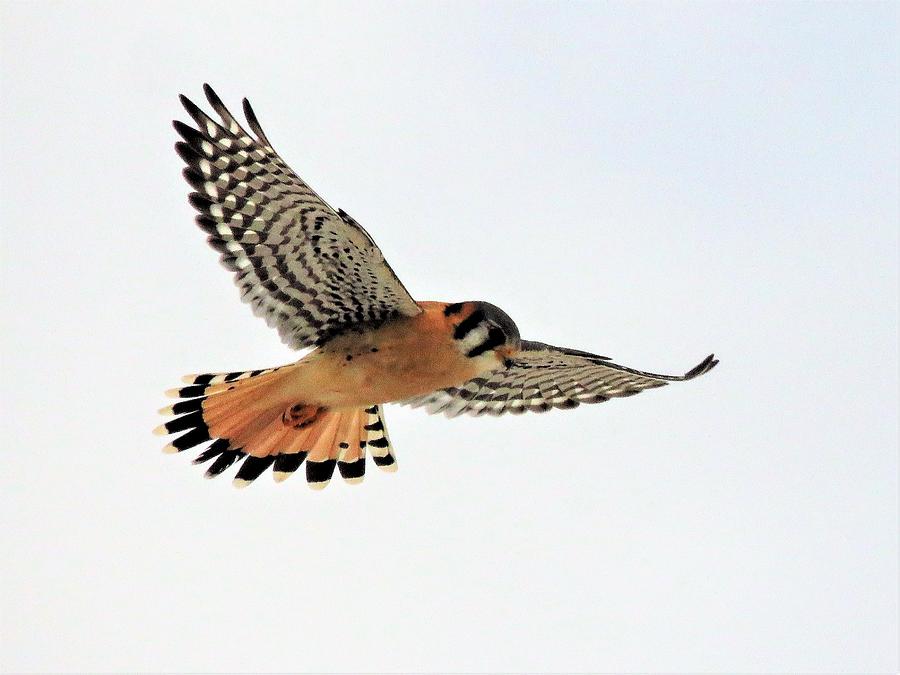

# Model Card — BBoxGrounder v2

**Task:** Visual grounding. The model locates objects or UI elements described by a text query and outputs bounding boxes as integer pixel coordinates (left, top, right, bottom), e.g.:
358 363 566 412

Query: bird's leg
282 403 325 429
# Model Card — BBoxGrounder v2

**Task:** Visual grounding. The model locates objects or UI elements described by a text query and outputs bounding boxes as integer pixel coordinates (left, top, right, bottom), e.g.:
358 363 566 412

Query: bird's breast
288 304 495 408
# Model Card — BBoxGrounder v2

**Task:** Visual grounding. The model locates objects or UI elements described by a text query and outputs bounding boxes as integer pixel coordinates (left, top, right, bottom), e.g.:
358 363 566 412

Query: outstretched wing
173 84 421 350
404 341 718 417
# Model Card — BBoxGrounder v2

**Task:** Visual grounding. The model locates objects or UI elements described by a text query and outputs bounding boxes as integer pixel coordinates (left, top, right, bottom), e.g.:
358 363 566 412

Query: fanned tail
364 405 397 472
155 366 397 489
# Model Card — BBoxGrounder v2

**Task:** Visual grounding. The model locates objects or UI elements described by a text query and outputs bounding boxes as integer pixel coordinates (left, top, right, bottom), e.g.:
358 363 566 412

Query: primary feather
174 84 421 350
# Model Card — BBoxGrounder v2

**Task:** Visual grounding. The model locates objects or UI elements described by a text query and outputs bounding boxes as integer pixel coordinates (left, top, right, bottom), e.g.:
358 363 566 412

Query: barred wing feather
174 84 421 350
404 341 718 417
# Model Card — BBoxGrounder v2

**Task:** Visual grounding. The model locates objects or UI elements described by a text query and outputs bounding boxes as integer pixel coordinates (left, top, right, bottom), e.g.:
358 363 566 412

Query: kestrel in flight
156 85 718 490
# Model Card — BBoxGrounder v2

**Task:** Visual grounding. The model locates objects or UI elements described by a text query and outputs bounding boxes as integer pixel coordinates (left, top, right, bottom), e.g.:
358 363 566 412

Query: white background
2 2 897 673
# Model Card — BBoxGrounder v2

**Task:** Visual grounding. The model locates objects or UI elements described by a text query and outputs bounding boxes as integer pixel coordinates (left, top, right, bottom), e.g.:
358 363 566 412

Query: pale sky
2 2 897 673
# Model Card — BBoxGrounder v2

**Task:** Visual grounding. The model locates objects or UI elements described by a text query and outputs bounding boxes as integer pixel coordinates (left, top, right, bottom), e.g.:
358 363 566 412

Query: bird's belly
286 320 489 408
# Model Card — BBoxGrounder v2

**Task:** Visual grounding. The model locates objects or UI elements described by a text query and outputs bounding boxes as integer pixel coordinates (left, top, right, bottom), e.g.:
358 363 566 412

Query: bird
155 84 718 490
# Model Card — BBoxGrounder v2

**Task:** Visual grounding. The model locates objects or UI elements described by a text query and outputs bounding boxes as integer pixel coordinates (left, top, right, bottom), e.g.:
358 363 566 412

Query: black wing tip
174 140 200 164
178 85 269 145
242 97 269 142
179 94 212 126
176 85 228 131
188 191 214 213
182 166 205 191
203 84 234 118
684 353 718 379
177 84 219 111
172 119 204 144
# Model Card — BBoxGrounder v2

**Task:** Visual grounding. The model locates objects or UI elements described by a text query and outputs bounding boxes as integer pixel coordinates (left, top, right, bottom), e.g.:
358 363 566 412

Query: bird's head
444 301 521 369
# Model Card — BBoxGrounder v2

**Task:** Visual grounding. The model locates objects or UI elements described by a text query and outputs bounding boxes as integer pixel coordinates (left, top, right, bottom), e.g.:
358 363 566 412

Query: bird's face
445 301 521 370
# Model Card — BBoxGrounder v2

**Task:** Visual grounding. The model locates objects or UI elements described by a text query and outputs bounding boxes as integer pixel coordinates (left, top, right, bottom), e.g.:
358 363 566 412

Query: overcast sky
2 2 897 673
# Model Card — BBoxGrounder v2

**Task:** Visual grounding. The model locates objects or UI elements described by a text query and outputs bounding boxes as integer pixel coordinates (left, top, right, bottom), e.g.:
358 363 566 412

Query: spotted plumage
175 84 420 350
404 343 718 417
156 85 718 490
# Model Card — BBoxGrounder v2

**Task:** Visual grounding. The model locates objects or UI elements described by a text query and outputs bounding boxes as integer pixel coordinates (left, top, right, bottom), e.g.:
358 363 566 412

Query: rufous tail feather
155 365 397 489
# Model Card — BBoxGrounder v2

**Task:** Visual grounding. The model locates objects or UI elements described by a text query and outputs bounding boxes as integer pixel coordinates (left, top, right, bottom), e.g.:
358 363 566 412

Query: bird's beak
496 345 515 367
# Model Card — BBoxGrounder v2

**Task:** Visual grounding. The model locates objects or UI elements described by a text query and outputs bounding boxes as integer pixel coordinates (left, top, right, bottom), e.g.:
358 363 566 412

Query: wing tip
178 93 196 113
684 353 718 379
172 119 207 148
241 96 270 143
203 83 234 120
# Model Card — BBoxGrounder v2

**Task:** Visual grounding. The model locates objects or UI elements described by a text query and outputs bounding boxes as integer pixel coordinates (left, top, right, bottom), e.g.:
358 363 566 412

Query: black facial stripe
453 310 486 340
443 302 464 316
466 326 506 358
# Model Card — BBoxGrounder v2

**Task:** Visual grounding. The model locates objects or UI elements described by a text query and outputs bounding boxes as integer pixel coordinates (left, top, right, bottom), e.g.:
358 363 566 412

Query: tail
154 366 397 489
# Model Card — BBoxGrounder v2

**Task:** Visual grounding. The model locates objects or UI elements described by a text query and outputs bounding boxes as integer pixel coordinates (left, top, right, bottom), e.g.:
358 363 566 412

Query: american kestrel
156 85 718 490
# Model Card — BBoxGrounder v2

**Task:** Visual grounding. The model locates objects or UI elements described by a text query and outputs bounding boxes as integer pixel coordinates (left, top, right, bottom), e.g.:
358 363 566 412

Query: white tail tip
272 471 292 483
232 478 251 489
307 481 329 491
152 424 169 436
161 443 179 454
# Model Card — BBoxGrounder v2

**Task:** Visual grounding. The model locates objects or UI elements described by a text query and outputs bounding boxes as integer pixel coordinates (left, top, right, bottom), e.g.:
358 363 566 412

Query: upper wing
173 84 421 349
403 341 718 417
